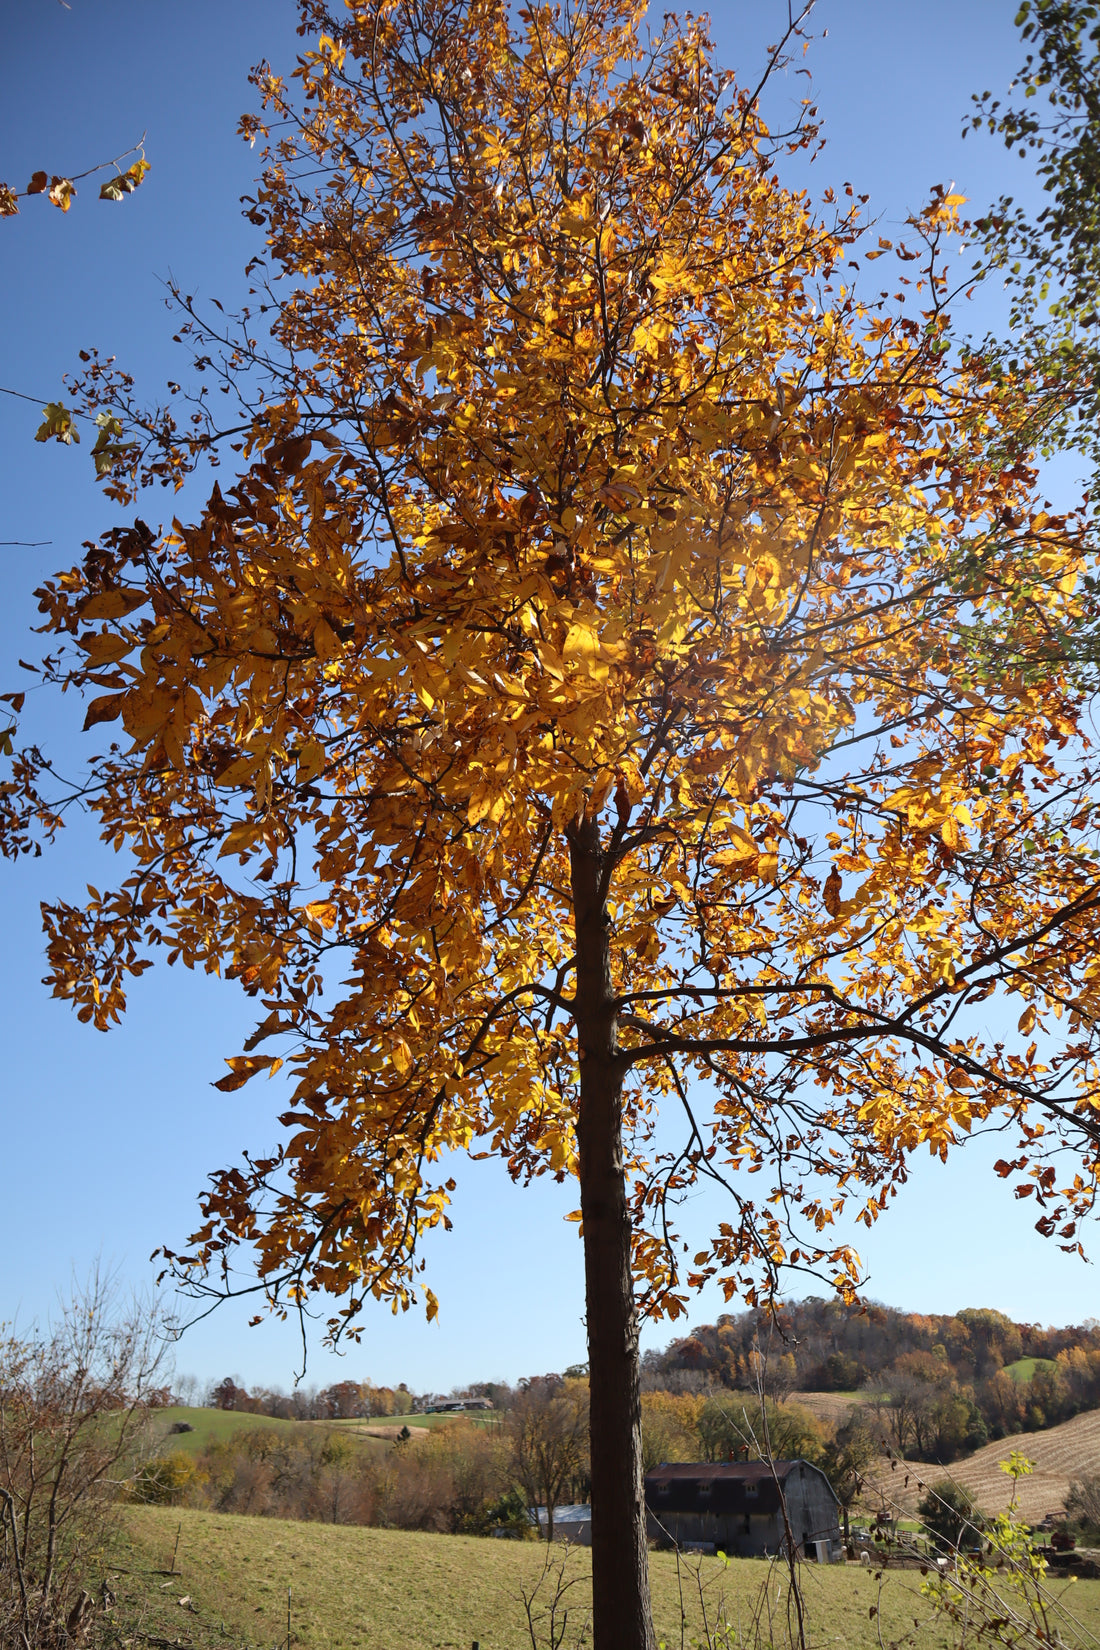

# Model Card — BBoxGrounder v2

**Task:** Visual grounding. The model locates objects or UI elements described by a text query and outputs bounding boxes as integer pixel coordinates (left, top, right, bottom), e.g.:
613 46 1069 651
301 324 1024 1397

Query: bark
570 818 656 1650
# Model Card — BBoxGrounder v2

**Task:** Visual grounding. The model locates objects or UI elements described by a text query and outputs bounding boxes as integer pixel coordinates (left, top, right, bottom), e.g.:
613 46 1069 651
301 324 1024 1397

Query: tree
508 1377 590 1543
638 1389 703 1473
1065 1469 1100 1537
819 1417 877 1546
7 2 1100 1646
969 1 1100 493
918 1479 984 1553
695 1393 824 1466
320 1379 368 1419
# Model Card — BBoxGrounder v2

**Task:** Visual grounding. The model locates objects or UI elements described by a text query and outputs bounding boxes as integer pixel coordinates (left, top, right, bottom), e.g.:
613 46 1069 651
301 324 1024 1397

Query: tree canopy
7 2 1100 1644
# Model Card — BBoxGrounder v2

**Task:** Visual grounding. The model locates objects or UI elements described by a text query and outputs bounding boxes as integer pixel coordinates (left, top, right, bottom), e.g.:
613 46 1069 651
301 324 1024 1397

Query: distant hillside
645 1300 1100 1462
149 1406 392 1459
645 1300 1100 1394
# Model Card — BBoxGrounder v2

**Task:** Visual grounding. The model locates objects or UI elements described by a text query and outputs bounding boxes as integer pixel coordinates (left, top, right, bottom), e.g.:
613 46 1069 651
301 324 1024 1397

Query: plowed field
861 1410 1100 1523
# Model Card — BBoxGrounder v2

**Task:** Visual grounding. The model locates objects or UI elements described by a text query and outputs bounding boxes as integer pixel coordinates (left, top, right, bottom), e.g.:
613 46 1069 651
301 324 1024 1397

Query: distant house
530 1504 593 1546
424 1397 495 1413
645 1460 842 1562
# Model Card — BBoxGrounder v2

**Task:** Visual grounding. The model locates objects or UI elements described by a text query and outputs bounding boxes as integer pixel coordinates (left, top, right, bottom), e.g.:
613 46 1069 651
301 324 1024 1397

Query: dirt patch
345 1423 430 1442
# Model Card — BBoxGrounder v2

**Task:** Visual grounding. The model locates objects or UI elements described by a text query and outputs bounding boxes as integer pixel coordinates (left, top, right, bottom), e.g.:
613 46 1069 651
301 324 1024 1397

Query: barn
645 1460 842 1561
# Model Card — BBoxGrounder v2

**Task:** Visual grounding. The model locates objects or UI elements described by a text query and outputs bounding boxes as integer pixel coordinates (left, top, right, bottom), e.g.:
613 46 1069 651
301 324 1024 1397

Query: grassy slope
117 1505 1100 1650
149 1407 390 1461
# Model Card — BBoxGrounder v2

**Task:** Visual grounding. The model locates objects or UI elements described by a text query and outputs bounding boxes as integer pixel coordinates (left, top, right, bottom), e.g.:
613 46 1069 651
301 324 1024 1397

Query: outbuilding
645 1460 842 1561
529 1503 593 1545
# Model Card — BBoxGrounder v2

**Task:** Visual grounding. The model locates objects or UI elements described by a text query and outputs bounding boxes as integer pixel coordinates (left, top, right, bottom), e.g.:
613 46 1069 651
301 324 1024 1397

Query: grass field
790 1392 863 1426
148 1407 391 1461
112 1505 1100 1650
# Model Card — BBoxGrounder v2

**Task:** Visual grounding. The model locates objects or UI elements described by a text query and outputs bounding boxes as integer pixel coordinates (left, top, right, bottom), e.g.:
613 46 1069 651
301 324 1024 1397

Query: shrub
131 1450 205 1506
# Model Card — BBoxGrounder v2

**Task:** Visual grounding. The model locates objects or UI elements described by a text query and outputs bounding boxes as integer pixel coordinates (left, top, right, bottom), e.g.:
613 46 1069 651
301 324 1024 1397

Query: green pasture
1002 1358 1057 1385
147 1407 389 1460
112 1505 1100 1650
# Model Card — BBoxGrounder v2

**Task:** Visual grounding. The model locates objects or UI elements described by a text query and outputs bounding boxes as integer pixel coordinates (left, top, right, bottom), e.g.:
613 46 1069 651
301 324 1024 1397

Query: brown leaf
823 866 842 917
27 171 47 195
83 692 126 731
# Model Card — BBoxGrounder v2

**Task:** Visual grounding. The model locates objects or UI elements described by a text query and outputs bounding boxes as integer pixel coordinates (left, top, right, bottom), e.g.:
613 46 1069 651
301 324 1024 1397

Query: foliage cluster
969 0 1100 494
140 1414 544 1537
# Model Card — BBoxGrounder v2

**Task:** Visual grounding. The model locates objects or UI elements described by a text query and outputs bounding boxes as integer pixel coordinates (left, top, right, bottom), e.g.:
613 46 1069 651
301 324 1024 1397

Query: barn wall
786 1463 842 1559
646 1463 841 1561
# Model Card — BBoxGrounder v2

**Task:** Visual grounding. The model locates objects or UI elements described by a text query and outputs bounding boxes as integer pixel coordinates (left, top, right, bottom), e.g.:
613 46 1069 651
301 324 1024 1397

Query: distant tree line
177 1372 547 1421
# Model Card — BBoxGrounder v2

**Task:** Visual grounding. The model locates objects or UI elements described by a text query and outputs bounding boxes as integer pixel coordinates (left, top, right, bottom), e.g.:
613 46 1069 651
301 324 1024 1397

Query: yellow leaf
213 1054 281 1093
78 632 135 665
296 739 326 785
563 622 608 680
304 900 338 929
823 867 842 917
78 589 147 621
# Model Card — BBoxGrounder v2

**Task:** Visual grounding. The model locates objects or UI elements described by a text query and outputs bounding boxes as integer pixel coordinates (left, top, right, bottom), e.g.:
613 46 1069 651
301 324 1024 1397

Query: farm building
424 1397 495 1413
645 1460 842 1561
529 1504 593 1545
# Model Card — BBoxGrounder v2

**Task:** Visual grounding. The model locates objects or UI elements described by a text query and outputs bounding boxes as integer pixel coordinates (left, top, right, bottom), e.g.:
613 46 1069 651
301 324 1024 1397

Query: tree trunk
570 818 656 1650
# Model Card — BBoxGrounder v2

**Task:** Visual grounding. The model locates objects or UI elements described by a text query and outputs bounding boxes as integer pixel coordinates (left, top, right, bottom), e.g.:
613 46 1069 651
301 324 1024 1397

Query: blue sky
1 0 1096 1399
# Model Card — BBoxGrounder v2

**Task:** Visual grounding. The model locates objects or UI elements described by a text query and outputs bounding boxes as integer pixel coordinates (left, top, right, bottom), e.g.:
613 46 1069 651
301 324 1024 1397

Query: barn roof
644 1459 838 1519
646 1460 800 1483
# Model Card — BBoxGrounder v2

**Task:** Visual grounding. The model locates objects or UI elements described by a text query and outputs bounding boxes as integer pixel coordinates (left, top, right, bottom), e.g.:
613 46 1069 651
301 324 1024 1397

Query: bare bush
0 1271 169 1649
1065 1471 1100 1538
